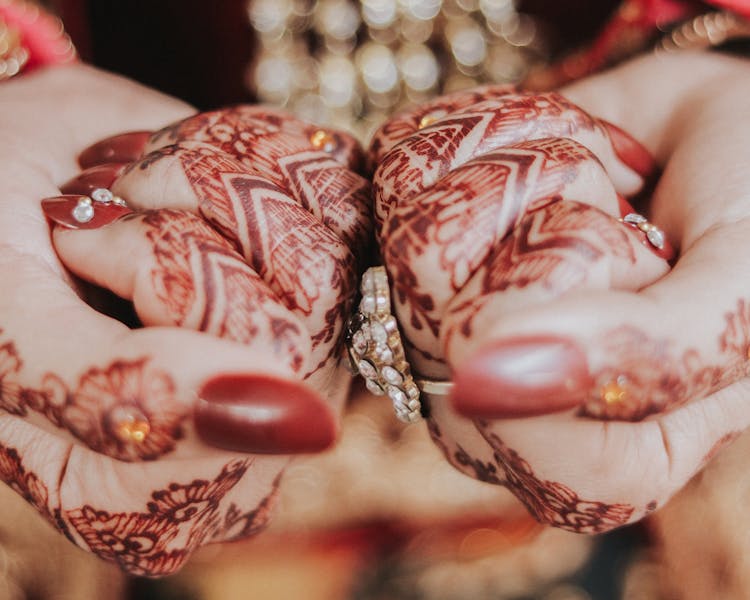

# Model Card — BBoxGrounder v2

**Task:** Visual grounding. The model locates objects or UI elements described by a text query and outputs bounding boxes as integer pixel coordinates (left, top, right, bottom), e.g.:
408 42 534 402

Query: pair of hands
0 50 748 575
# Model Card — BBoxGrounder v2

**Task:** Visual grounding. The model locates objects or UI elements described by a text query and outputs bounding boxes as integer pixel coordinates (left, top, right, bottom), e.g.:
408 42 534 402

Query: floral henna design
0 443 54 523
0 329 184 461
582 298 750 420
427 419 634 534
66 459 251 576
146 107 372 255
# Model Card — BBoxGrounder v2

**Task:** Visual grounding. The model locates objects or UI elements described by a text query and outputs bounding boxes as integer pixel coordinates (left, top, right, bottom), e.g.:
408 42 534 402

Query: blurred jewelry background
247 0 547 140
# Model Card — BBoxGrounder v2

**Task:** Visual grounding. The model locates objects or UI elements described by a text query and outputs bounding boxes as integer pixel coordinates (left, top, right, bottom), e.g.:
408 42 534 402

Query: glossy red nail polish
451 335 592 418
194 375 337 454
41 195 132 230
60 163 128 195
601 121 655 179
78 131 151 169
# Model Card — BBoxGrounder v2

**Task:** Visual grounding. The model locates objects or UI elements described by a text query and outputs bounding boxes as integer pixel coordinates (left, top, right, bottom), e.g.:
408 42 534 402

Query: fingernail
601 121 655 178
194 375 337 454
41 195 132 230
617 194 637 219
60 163 128 195
451 335 592 418
78 131 152 169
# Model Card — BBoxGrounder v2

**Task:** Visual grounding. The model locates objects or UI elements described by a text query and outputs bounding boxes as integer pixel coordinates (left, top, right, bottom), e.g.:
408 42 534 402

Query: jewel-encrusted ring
345 266 453 423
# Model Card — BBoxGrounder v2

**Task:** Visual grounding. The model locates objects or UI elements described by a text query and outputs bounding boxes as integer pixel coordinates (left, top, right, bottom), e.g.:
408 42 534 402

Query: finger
111 106 373 254
368 83 516 165
447 218 749 420
373 90 651 227
381 137 661 373
427 370 750 532
0 414 286 576
43 200 311 372
0 254 336 458
101 145 359 371
146 105 365 172
78 132 152 169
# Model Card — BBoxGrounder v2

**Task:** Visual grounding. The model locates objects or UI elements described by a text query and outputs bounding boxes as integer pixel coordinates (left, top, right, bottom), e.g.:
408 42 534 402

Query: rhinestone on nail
620 213 667 251
71 197 94 223
91 187 114 204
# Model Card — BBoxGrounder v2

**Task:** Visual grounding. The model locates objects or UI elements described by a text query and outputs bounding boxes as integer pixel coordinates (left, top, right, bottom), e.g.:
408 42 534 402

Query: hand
0 63 370 574
370 51 750 531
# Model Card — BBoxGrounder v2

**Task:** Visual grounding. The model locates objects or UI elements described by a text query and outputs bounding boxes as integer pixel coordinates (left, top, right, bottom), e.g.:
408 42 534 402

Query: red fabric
705 0 750 18
0 1 76 70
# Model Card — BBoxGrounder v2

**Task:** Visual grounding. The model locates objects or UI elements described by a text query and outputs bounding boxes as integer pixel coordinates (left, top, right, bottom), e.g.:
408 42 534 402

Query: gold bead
418 114 438 129
310 129 336 152
109 407 151 443
600 378 628 405
637 222 656 233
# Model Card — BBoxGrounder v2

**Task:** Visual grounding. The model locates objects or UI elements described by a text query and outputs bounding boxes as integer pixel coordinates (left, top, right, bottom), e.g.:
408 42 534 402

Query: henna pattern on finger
382 137 622 367
171 147 358 372
65 459 252 576
0 329 184 461
0 443 53 523
0 442 274 577
0 438 279 576
143 108 372 255
142 209 308 371
427 419 634 533
582 299 750 420
445 200 638 347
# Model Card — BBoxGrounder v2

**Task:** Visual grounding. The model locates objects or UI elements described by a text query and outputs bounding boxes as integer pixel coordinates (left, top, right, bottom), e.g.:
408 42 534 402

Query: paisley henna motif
0 329 184 461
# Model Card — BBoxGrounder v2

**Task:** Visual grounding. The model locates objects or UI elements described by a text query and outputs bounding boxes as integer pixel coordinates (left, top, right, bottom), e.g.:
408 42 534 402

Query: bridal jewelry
346 266 453 423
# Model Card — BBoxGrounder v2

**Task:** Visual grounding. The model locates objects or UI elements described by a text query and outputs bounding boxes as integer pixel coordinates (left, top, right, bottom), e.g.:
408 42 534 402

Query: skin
371 51 750 531
0 64 370 575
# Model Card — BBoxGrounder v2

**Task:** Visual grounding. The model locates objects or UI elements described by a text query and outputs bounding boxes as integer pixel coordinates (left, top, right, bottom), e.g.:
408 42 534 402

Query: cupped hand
370 51 750 531
0 63 370 574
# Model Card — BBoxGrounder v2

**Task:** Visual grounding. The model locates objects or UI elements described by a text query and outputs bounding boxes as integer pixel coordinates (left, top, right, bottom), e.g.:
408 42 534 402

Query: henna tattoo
427 418 633 533
0 362 277 576
65 459 255 576
445 199 636 346
369 84 516 165
213 473 281 542
381 136 618 366
142 209 308 372
0 329 184 461
171 146 358 372
581 298 750 420
0 443 53 523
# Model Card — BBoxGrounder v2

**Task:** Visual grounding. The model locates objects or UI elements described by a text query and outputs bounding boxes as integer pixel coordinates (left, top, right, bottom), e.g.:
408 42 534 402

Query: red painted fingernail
60 163 128 195
78 131 152 169
41 195 132 230
194 375 337 454
451 335 592 418
617 194 637 218
601 121 655 179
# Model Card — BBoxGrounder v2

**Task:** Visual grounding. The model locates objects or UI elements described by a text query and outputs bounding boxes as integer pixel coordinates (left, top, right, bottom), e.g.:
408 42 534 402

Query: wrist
0 0 75 81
